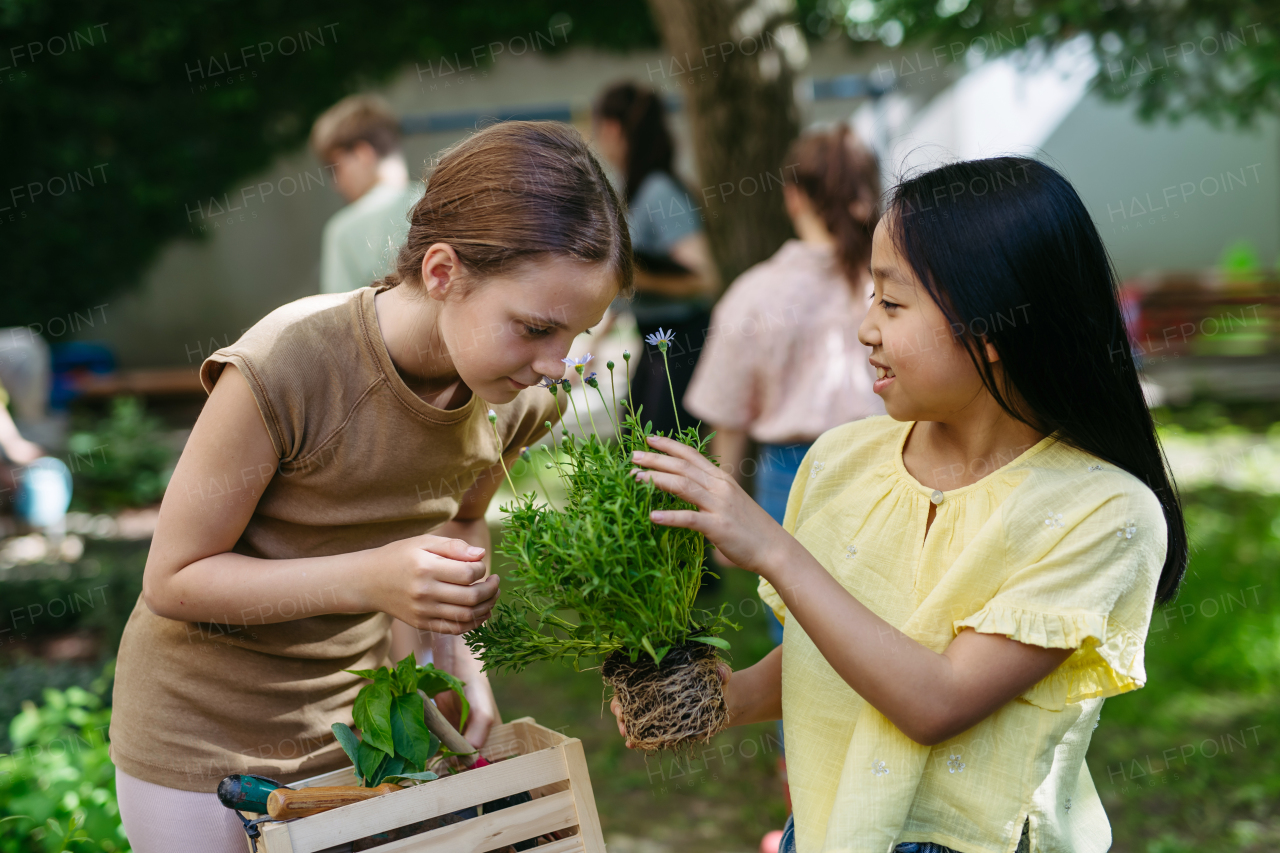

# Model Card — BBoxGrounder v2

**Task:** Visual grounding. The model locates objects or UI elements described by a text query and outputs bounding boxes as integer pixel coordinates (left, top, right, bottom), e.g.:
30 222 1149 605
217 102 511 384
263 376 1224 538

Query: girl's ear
983 338 1000 363
421 243 462 301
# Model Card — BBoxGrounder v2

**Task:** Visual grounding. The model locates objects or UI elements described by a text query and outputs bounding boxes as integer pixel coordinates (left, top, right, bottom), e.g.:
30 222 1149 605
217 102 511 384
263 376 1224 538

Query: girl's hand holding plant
367 533 500 635
630 434 791 579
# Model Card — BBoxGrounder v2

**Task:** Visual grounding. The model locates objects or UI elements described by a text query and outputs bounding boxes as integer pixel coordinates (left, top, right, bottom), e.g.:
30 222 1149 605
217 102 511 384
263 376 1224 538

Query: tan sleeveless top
108 286 559 792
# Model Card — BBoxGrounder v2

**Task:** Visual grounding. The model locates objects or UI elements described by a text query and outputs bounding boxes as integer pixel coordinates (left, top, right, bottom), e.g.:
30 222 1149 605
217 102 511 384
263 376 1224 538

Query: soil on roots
602 641 728 752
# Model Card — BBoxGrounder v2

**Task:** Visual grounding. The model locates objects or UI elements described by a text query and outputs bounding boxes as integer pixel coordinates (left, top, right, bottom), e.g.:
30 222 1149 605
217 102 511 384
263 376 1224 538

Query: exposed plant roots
602 641 728 752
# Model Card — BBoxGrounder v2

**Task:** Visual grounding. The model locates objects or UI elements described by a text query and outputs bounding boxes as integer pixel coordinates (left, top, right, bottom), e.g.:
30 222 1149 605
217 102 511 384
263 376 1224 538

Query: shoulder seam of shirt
286 376 385 468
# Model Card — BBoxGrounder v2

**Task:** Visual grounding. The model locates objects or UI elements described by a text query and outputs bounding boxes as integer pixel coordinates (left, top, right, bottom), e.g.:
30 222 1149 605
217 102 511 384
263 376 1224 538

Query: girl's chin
485 378 524 402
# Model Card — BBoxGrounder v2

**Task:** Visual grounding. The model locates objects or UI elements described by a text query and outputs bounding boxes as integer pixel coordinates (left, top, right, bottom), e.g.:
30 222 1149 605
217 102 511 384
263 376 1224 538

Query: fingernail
467 546 485 556
651 511 664 521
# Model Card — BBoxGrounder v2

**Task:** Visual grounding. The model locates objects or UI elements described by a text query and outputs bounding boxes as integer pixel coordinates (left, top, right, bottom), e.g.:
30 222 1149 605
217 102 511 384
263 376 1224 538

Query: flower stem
489 421 519 498
593 386 622 444
608 364 620 429
529 454 556 509
661 349 681 434
566 384 586 437
540 445 572 493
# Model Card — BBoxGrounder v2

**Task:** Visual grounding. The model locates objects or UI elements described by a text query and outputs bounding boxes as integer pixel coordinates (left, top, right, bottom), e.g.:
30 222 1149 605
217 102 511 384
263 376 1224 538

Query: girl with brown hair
108 121 632 853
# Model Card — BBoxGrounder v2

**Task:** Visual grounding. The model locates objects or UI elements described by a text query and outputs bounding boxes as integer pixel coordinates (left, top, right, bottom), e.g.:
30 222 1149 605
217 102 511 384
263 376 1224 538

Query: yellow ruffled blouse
759 416 1167 853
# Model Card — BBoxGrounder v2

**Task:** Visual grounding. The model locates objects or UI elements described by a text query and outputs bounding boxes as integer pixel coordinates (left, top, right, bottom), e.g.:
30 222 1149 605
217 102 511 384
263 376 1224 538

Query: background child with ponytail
685 124 885 568
620 157 1186 853
109 121 632 853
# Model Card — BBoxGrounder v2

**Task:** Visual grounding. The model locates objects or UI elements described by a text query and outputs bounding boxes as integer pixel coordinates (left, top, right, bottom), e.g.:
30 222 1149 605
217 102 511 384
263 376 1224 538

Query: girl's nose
532 351 567 382
858 312 879 348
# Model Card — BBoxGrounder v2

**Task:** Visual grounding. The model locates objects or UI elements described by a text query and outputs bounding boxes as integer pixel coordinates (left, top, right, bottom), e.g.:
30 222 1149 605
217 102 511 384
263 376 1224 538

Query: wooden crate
238 717 605 853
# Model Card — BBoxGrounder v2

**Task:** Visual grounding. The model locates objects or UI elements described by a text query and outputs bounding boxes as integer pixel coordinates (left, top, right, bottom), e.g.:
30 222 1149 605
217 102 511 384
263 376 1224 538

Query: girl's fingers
647 508 704 532
643 435 717 471
630 447 705 481
633 470 710 509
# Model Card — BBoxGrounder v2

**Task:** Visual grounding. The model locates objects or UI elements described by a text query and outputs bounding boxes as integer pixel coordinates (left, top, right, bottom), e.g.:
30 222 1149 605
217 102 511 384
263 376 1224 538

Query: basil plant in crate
467 331 738 752
331 653 469 787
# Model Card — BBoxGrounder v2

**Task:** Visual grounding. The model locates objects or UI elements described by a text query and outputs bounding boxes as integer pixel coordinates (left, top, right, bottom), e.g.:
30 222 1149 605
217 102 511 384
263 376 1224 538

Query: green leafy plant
468 335 737 750
68 397 175 512
0 661 128 852
330 653 467 788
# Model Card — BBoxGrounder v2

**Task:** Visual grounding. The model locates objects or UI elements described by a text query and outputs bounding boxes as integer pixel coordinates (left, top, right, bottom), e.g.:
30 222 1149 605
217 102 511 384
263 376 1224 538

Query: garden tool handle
421 694 489 768
267 783 399 819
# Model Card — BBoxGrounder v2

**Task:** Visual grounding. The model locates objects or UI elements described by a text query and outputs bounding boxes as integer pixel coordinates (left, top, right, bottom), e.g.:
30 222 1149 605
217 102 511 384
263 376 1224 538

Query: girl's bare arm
142 365 498 635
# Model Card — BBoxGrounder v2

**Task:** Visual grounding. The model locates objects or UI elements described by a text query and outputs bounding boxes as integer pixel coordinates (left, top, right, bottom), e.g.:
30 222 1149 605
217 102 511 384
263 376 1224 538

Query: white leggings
115 766 249 853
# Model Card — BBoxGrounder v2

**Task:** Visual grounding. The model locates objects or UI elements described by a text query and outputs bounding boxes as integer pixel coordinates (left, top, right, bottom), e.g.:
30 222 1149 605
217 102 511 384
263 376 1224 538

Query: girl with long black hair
616 156 1186 853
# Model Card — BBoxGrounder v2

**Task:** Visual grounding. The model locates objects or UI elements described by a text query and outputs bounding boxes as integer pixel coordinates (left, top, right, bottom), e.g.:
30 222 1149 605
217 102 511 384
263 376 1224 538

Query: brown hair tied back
785 125 882 290
381 121 635 298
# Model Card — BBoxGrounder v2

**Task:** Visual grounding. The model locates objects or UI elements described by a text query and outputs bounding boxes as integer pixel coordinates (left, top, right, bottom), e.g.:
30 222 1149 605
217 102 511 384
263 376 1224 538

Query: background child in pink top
685 124 885 546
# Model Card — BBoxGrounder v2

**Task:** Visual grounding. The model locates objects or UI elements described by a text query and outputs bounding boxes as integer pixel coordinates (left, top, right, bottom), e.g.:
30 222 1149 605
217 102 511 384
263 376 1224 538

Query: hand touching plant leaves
469 350 737 751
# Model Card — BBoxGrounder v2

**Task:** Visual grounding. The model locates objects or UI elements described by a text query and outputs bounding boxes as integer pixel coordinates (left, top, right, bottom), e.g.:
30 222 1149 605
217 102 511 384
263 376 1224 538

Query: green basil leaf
416 663 470 732
415 663 465 698
344 668 381 680
393 654 419 695
390 694 434 767
371 754 406 787
353 683 395 755
331 723 362 769
688 635 730 650
382 771 439 785
356 739 390 787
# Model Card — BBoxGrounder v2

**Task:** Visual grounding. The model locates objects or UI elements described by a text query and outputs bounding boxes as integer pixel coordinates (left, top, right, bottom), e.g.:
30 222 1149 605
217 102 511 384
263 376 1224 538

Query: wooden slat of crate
250 718 605 853
260 750 566 852
528 836 586 853
339 789 579 853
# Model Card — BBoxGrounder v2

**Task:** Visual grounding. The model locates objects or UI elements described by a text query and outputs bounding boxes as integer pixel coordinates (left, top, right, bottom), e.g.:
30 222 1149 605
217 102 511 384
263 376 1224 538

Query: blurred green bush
0 662 127 852
67 398 174 512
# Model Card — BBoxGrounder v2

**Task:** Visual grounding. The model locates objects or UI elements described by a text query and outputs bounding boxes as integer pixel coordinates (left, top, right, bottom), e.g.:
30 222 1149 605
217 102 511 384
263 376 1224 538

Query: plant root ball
602 641 728 752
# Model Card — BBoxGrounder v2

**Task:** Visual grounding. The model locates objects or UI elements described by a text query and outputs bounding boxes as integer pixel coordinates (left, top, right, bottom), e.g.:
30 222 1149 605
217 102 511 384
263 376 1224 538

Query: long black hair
592 81 676 204
887 157 1187 605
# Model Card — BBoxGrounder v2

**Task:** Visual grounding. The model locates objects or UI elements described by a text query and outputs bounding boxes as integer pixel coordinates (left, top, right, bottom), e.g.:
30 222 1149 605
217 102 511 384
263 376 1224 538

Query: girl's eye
522 323 553 338
879 299 900 311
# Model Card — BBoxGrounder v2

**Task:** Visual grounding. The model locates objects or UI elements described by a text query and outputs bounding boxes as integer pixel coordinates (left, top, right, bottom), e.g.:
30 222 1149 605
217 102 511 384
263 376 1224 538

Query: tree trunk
644 0 806 288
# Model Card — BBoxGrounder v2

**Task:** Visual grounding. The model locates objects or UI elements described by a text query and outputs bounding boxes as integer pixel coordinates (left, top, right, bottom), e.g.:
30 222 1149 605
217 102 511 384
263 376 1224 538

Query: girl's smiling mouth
870 358 895 393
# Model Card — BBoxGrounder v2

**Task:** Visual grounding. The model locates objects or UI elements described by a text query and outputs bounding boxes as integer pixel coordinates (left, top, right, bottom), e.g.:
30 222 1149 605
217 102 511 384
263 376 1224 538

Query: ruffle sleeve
954 602 1148 710
759 576 787 626
951 468 1167 711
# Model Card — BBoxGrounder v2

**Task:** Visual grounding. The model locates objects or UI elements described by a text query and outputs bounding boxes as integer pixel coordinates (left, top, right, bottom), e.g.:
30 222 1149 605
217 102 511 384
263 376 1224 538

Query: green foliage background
67 398 175 512
0 0 659 327
802 0 1280 127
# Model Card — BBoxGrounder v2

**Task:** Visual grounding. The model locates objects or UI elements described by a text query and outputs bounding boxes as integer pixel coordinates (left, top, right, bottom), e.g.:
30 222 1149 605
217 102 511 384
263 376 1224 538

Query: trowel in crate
218 693 499 822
